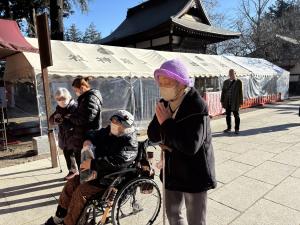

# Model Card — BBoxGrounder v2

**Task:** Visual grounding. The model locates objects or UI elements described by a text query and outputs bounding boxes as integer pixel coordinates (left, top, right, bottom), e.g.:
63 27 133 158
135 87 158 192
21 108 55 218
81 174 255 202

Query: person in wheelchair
45 110 138 225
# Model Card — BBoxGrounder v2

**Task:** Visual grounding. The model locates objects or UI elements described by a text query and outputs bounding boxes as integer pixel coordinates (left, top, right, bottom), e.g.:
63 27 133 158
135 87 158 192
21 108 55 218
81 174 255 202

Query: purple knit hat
154 58 191 87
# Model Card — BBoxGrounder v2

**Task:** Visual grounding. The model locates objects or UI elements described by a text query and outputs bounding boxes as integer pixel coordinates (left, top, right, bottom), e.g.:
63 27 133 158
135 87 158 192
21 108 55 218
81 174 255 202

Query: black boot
56 205 67 218
45 217 62 225
45 205 67 225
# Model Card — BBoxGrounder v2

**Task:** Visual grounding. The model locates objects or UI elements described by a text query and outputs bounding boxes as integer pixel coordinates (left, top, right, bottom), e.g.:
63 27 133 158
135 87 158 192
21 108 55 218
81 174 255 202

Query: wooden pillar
36 13 58 168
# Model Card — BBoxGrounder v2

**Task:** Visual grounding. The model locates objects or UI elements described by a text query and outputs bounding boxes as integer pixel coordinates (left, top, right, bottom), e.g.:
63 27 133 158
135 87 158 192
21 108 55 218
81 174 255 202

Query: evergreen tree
65 24 82 42
82 23 101 43
267 0 296 19
0 0 90 38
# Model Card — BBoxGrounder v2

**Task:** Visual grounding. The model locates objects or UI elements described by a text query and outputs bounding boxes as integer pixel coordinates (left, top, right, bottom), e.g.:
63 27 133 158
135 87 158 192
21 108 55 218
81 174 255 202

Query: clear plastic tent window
36 75 160 134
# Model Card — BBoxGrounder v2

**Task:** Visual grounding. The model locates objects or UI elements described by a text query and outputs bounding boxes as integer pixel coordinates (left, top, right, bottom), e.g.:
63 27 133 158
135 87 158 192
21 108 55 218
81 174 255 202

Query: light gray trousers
165 190 207 225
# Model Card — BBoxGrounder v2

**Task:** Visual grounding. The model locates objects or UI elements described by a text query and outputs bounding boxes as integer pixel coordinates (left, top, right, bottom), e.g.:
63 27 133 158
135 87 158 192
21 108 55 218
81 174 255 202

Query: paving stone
1 100 300 225
230 199 300 225
291 168 300 179
253 142 294 154
210 176 273 211
241 135 275 145
232 150 275 166
220 142 259 154
0 158 50 172
216 160 253 183
0 198 57 225
212 141 231 150
208 182 224 195
287 143 300 153
265 176 300 211
276 134 300 144
0 177 38 192
207 199 240 225
214 150 239 165
245 161 296 185
271 150 300 167
215 136 252 145
22 215 54 225
3 180 62 207
291 128 300 135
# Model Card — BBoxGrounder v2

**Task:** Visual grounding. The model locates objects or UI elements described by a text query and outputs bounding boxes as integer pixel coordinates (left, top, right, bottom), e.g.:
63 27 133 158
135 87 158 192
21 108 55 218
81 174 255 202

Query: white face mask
110 123 120 136
159 87 179 101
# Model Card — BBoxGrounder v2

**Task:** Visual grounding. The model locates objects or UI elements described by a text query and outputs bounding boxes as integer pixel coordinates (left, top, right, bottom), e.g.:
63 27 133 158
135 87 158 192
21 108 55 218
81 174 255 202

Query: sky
64 0 241 38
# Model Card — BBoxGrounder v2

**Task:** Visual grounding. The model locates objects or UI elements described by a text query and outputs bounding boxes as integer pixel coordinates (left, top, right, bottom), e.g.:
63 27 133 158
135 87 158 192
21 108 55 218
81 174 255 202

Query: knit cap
154 58 191 86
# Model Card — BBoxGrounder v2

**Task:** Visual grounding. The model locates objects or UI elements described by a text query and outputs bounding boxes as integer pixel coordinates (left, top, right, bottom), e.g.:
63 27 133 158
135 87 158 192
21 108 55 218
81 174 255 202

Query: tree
50 0 64 40
253 0 300 67
202 0 229 54
65 23 82 42
0 0 47 37
82 23 101 43
209 0 274 56
266 0 296 18
0 0 12 19
50 0 90 40
202 0 225 26
0 0 90 39
241 0 272 54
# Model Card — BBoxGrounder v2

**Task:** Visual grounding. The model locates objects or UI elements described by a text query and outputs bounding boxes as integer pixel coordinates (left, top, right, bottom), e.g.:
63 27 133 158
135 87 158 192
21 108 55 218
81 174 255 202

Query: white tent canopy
224 56 288 77
4 38 289 83
3 38 290 134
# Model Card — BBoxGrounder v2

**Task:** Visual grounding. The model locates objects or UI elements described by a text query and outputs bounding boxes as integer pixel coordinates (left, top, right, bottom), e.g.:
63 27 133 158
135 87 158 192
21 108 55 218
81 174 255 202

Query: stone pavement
0 100 300 225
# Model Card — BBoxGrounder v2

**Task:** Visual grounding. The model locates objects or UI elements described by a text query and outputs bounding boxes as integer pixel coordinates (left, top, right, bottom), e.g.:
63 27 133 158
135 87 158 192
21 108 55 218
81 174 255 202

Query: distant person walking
221 69 243 134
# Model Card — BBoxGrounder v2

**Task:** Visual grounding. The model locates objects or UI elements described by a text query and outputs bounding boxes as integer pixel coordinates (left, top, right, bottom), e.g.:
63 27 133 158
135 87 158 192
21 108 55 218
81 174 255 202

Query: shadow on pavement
213 123 300 137
0 167 52 177
0 192 60 208
0 199 58 215
0 150 38 160
263 105 299 111
0 178 64 215
0 178 64 197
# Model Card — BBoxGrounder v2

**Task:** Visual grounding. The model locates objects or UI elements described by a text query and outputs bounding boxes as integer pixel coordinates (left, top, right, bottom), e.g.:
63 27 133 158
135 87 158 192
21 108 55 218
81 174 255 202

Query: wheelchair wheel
76 201 102 225
111 177 161 225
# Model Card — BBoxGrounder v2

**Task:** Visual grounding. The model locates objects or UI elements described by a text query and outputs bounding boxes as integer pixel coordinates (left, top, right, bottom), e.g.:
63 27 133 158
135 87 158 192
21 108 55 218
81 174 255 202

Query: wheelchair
76 139 162 225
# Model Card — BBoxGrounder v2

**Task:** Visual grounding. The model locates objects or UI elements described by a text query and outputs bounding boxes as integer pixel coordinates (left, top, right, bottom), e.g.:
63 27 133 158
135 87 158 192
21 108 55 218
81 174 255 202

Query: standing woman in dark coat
64 76 103 171
147 59 216 225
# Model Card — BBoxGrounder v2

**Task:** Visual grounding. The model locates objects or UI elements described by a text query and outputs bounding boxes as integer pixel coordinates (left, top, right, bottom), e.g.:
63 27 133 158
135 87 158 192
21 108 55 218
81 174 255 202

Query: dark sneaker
234 130 240 135
64 171 79 180
223 129 231 133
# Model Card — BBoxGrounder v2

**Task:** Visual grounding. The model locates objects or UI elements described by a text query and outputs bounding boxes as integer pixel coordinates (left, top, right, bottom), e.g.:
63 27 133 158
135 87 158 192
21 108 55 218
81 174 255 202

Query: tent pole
33 75 43 136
